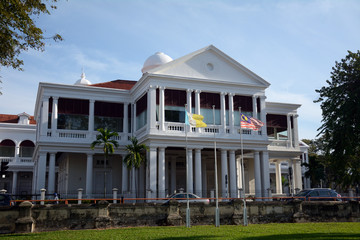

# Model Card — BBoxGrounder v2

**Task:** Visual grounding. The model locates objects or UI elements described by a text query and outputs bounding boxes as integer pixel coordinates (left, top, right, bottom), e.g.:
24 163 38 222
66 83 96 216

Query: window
136 93 147 130
94 101 123 132
0 139 15 157
164 89 186 123
57 98 89 130
19 140 35 157
266 114 288 139
200 92 220 125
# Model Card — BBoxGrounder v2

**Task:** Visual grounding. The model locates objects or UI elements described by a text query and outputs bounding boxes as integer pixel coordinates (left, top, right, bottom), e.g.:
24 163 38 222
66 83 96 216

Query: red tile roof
90 80 137 90
0 114 36 124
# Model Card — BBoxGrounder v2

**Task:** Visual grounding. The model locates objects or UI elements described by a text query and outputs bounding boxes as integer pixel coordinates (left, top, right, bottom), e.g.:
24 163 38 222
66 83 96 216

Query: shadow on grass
155 236 219 240
241 233 360 240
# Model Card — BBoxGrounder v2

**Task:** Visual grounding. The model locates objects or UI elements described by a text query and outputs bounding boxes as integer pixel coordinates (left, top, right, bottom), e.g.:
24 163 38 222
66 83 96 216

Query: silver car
166 193 210 204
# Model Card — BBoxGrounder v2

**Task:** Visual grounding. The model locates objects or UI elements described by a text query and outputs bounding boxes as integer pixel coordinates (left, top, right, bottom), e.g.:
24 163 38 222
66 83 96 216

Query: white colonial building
1 45 310 199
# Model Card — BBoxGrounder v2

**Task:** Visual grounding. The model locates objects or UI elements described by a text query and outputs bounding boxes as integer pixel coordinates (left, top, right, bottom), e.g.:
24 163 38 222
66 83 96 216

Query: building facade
1 45 310 199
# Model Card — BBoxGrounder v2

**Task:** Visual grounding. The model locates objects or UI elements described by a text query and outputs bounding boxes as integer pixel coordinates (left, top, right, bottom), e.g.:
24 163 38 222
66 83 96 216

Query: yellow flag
185 111 207 128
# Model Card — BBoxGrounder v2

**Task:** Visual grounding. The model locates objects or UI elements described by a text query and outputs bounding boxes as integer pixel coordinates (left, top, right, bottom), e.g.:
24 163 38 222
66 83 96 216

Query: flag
240 113 264 131
185 111 207 128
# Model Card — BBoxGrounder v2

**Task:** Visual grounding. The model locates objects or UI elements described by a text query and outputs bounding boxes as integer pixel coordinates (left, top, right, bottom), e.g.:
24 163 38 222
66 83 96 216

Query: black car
0 193 11 206
294 188 341 201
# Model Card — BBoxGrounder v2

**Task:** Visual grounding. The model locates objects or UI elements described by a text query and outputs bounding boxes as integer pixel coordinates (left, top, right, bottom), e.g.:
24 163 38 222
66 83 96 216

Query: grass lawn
1 222 360 240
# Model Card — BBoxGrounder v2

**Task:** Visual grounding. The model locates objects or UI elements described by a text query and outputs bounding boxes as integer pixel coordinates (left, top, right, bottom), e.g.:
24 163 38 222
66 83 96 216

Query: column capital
149 85 157 90
52 96 59 101
186 89 193 93
220 92 227 96
228 92 235 97
159 86 166 90
49 152 57 156
195 89 201 94
293 114 299 118
42 95 50 101
259 95 266 100
87 153 94 157
89 99 95 103
159 147 166 152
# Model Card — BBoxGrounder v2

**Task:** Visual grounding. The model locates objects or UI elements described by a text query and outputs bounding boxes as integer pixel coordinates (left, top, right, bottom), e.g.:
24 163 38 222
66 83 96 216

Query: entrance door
94 170 112 198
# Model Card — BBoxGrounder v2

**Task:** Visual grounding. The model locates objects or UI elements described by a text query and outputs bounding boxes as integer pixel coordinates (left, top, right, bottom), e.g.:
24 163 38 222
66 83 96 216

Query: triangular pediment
149 45 270 87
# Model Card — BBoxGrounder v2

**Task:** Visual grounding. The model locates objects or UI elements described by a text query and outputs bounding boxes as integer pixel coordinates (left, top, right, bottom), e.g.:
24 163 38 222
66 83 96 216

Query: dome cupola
141 52 173 73
75 72 91 85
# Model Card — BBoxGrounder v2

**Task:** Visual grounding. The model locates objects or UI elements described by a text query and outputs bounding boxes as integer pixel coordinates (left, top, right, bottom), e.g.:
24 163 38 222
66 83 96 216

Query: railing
269 140 289 147
0 157 14 163
19 157 33 163
165 122 184 132
58 130 87 139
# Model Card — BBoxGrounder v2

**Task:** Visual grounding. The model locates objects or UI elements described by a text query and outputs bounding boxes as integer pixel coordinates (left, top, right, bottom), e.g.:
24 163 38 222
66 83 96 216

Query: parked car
0 193 12 206
293 188 341 201
164 193 210 204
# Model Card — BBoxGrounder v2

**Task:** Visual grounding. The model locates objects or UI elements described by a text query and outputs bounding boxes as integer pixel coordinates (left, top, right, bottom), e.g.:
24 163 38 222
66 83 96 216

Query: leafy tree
0 0 63 93
91 128 119 197
124 137 148 196
315 50 360 190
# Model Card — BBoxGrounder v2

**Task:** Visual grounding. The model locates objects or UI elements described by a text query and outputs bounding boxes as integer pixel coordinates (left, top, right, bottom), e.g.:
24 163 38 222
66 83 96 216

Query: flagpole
185 104 190 228
213 105 220 227
239 107 248 226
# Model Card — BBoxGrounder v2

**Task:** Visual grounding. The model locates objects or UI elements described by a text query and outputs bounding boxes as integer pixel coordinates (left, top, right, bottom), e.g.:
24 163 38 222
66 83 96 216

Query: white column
287 114 293 147
229 150 237 198
275 161 283 194
122 154 128 193
252 95 258 118
158 147 166 198
36 152 47 193
48 152 56 194
261 151 270 199
194 149 202 197
293 114 299 147
89 100 95 134
170 157 176 194
186 89 192 113
40 96 49 137
259 95 266 135
228 93 234 134
221 150 228 198
195 90 201 133
133 103 137 132
236 156 243 190
147 86 157 133
51 97 58 136
123 103 129 134
15 143 20 163
86 153 93 197
12 171 18 195
159 87 165 131
187 149 193 193
254 151 262 199
149 147 157 198
294 159 302 191
220 92 226 133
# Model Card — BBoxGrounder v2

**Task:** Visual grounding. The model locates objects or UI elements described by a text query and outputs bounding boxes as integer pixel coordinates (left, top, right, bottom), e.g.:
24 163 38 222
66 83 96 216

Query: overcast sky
1 0 359 140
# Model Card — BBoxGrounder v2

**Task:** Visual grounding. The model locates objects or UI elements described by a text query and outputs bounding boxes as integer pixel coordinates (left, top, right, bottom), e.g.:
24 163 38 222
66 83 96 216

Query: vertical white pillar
236 156 243 190
11 171 18 195
36 152 47 193
122 154 128 193
149 147 157 199
287 114 293 147
294 159 302 191
159 87 165 131
48 152 56 194
187 149 193 193
170 157 176 194
51 97 58 136
123 103 129 134
275 161 283 194
186 89 192 113
228 93 235 134
86 153 93 197
15 143 20 163
41 96 49 137
254 151 262 199
89 100 95 137
220 92 226 133
147 86 157 133
221 150 228 198
195 90 201 133
293 114 299 147
194 149 202 197
133 103 137 132
252 95 258 118
261 151 270 199
158 147 165 198
229 150 237 198
259 95 266 135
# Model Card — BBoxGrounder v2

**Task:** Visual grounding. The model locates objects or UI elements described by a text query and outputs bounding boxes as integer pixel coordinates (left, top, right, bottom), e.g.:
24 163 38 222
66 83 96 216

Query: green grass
1 222 360 240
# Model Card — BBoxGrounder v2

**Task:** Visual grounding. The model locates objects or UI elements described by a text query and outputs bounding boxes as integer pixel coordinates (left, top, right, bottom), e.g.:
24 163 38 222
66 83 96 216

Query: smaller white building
0 113 36 196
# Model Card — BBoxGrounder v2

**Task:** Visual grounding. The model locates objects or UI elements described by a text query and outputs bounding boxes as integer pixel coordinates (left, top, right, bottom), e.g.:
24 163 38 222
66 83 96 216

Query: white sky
1 0 359 140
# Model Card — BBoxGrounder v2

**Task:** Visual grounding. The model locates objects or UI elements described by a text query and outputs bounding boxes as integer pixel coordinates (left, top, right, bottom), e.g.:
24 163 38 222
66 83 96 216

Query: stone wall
0 200 359 233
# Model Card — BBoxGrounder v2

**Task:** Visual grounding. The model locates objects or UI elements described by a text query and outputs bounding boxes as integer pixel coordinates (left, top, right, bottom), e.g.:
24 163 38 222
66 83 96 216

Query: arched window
20 140 35 158
0 139 15 157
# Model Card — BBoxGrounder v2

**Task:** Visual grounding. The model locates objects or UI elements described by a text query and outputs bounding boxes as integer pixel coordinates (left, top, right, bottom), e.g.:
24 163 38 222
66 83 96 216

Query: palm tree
124 137 149 197
91 128 119 198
